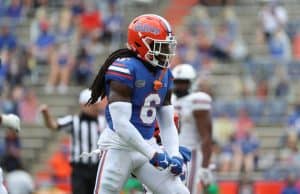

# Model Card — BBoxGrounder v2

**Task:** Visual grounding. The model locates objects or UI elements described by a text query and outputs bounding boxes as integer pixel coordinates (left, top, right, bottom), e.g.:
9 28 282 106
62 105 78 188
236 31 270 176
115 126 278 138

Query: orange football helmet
127 14 177 68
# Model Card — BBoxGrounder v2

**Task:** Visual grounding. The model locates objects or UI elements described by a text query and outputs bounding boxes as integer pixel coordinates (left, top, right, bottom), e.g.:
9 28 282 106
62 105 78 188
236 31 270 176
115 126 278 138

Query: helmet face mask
127 14 177 69
144 36 177 68
173 79 191 98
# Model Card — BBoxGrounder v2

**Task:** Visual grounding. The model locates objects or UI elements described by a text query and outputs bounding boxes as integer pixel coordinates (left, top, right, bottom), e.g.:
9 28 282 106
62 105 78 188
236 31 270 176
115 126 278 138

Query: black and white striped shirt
57 113 105 165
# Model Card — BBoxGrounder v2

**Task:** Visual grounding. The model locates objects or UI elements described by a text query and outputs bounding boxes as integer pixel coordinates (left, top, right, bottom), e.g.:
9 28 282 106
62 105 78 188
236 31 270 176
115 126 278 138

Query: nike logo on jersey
160 155 169 167
135 80 146 88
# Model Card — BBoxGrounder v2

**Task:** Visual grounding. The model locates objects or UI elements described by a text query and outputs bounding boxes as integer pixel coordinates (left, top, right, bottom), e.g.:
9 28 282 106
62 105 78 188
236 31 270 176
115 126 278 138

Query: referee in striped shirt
40 89 105 194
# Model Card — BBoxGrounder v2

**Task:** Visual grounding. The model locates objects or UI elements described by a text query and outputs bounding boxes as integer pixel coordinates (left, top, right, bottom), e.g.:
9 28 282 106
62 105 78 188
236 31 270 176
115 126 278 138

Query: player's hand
149 152 170 170
179 146 191 164
1 114 21 132
39 104 49 113
169 156 184 176
199 167 214 186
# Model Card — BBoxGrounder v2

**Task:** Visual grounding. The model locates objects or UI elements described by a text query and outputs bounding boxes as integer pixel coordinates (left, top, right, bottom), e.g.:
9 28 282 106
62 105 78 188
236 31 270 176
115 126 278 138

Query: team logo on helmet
134 22 160 35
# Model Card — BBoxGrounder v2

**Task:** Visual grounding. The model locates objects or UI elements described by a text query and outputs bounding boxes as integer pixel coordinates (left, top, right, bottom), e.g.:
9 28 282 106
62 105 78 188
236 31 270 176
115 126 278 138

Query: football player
0 114 21 194
88 14 189 194
172 64 214 194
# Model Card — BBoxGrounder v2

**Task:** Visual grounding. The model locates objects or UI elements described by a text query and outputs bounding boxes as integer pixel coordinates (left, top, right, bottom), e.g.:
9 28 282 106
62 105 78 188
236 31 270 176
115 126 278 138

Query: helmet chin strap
153 68 167 91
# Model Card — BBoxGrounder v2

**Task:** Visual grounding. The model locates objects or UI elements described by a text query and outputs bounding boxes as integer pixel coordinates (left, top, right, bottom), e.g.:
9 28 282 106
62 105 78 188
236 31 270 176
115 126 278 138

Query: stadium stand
0 0 300 193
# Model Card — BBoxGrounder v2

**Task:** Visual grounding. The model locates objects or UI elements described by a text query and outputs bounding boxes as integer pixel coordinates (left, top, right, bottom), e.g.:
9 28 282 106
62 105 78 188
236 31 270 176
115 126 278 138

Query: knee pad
100 168 125 192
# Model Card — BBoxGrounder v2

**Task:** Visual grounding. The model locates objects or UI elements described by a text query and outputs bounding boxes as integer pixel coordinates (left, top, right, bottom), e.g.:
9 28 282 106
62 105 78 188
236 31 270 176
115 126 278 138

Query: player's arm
156 90 184 175
40 104 59 131
156 90 181 157
0 114 20 132
192 93 214 186
108 81 157 160
193 109 212 168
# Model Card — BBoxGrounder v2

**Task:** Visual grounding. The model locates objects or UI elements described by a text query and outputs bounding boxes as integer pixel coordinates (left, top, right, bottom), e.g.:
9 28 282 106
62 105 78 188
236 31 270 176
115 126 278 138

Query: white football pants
93 148 190 194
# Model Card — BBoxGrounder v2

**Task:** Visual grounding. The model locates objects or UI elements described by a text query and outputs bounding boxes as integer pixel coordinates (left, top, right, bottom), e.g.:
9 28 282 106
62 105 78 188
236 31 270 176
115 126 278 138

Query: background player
40 89 104 194
172 64 214 194
88 14 189 194
0 114 21 194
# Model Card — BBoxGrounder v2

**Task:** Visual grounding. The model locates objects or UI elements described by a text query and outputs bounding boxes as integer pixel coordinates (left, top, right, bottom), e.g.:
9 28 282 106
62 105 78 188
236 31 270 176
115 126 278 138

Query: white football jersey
172 92 212 149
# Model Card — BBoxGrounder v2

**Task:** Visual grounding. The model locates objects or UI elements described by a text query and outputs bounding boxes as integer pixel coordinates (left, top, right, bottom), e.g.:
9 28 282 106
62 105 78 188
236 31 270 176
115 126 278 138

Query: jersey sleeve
105 60 134 88
57 115 73 132
191 92 212 111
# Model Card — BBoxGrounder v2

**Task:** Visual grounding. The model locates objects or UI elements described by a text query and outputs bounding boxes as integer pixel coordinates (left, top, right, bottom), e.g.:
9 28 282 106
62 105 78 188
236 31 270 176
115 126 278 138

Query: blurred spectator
1 86 23 115
287 103 300 134
223 7 238 39
4 50 25 87
235 109 254 140
278 131 300 165
69 0 85 16
0 0 5 17
212 23 233 62
0 24 17 51
170 29 190 67
196 27 213 69
258 0 288 43
31 20 55 65
270 65 289 98
186 5 215 69
5 0 24 22
219 135 236 172
256 79 269 101
102 0 123 51
267 29 291 61
19 89 39 124
45 41 74 94
0 57 6 93
74 47 93 85
44 7 75 94
55 8 74 44
186 5 213 37
79 2 103 35
233 127 260 173
222 7 247 61
281 173 300 194
22 0 34 17
6 160 34 194
213 113 235 145
17 47 31 80
30 8 49 43
292 30 300 60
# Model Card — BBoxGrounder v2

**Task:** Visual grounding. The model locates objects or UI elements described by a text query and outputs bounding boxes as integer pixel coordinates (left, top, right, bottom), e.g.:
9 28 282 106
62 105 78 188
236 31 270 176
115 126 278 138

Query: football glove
169 156 184 176
179 146 191 164
1 114 21 132
150 152 170 170
199 167 214 186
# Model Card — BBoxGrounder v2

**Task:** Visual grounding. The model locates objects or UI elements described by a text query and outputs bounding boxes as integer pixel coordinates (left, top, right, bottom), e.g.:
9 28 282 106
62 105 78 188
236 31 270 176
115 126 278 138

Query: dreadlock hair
87 48 137 104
